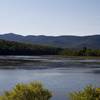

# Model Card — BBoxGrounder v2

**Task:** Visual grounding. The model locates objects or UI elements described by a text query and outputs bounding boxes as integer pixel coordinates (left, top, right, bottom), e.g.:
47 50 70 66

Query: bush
0 82 52 100
69 85 100 100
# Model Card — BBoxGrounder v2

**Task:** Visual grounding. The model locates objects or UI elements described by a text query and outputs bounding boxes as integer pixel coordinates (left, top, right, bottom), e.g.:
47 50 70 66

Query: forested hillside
0 33 100 49
0 39 62 55
0 39 100 56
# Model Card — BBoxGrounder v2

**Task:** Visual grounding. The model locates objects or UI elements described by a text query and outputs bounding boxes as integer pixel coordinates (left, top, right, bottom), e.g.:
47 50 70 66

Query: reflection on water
0 56 100 100
0 56 100 69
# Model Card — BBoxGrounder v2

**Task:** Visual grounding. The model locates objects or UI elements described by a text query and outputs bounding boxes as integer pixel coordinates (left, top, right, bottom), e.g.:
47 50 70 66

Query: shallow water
0 56 100 100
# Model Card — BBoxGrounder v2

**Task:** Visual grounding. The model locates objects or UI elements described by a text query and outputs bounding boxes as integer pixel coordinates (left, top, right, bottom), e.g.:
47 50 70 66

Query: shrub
69 85 100 100
0 82 52 100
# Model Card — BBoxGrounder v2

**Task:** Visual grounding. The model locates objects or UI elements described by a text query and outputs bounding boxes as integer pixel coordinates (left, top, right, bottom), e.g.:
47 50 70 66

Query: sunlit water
0 56 100 100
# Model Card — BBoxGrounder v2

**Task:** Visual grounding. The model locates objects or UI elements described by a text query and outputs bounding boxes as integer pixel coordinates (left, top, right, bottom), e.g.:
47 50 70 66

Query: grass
0 82 52 100
69 85 100 100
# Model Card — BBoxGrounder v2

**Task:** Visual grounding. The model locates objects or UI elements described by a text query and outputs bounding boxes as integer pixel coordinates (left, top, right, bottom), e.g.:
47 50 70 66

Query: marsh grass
69 85 100 100
0 82 52 100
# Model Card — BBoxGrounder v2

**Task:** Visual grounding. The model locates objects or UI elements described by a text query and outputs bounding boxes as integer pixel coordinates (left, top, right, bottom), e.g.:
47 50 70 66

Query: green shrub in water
0 82 52 100
69 85 100 100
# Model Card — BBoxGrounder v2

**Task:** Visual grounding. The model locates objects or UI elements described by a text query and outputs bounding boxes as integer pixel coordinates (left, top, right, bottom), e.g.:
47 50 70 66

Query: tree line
0 39 100 56
0 40 62 55
60 47 100 56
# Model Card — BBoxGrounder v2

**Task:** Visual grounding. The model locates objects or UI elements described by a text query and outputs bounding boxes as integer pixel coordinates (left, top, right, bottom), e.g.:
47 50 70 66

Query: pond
0 56 100 100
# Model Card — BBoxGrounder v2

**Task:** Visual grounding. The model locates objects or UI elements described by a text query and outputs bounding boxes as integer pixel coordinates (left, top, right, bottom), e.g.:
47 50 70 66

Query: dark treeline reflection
0 39 100 56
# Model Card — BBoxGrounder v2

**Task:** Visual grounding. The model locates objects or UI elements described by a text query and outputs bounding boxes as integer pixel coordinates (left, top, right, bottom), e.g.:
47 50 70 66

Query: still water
0 56 100 100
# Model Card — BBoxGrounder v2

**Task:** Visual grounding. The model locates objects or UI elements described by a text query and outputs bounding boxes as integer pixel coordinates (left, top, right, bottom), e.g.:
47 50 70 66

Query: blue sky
0 0 100 36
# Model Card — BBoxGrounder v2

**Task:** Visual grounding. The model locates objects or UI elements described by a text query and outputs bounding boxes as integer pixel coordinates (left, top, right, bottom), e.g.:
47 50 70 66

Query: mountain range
0 33 100 49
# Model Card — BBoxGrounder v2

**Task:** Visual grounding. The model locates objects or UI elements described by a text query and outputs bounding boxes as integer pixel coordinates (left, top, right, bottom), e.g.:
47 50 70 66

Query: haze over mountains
0 33 100 49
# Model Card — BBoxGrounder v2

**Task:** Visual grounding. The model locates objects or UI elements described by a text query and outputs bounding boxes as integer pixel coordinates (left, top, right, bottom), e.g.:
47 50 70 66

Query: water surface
0 56 100 100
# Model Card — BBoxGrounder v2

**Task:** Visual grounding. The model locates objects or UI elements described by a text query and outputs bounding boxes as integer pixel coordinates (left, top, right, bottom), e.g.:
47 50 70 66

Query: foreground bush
0 82 52 100
69 85 100 100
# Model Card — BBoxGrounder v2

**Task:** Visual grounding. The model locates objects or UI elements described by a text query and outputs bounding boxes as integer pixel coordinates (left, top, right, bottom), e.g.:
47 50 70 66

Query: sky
0 0 100 36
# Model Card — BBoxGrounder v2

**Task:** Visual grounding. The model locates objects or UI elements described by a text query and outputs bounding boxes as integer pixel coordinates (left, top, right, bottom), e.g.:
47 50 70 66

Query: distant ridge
0 33 100 49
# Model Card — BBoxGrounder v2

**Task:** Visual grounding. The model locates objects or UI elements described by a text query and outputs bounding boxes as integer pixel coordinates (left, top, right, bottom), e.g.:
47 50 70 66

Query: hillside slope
0 33 100 49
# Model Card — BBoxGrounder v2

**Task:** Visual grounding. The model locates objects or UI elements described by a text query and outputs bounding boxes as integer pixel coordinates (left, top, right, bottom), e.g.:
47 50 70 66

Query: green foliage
78 47 100 56
0 82 52 100
59 47 100 57
69 85 100 100
59 49 78 56
0 39 100 56
0 39 61 55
